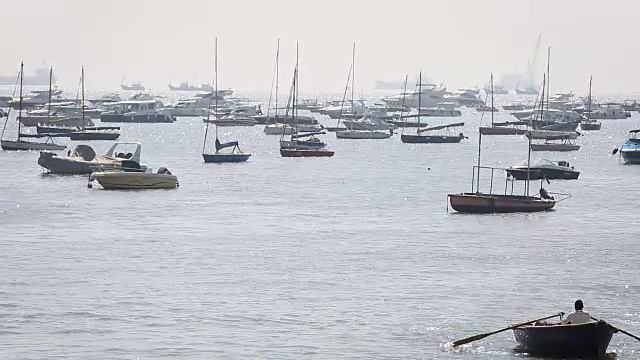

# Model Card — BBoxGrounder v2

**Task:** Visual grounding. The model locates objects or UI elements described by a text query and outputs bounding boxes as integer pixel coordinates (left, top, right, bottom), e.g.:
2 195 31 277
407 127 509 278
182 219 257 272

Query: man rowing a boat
562 299 591 324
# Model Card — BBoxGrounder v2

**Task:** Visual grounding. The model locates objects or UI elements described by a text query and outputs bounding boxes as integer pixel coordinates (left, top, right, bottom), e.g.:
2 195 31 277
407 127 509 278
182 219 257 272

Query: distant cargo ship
0 66 55 85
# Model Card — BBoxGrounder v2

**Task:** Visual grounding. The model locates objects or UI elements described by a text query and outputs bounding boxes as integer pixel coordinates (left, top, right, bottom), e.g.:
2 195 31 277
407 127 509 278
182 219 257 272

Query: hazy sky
2 0 639 95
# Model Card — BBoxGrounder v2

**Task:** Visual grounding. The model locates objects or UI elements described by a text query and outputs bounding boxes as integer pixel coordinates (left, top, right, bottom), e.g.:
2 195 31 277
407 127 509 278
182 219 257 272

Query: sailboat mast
81 67 85 130
490 72 494 127
529 73 546 196
275 38 280 120
587 75 592 116
18 62 23 142
545 47 550 121
202 47 214 153
47 67 52 117
417 71 422 127
214 37 219 140
400 74 408 134
293 42 299 136
351 42 355 117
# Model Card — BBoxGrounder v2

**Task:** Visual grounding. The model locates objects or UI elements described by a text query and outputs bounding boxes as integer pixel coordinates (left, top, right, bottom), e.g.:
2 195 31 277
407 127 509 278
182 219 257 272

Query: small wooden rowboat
513 321 616 358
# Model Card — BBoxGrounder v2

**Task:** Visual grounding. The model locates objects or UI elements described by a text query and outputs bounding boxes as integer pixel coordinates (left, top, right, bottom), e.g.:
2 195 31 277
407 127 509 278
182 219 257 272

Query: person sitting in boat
563 300 591 324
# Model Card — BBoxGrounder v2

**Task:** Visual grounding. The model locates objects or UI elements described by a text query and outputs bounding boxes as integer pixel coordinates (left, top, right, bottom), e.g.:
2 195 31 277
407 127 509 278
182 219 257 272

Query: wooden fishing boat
448 72 562 213
513 321 616 358
448 192 555 213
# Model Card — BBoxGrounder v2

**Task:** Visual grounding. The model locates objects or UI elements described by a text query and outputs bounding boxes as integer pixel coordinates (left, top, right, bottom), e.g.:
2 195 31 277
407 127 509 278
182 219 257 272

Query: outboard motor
157 167 172 175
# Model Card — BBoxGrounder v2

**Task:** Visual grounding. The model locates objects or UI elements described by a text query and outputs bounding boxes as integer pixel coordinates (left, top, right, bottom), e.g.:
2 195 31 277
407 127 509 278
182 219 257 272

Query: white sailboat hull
335 130 392 139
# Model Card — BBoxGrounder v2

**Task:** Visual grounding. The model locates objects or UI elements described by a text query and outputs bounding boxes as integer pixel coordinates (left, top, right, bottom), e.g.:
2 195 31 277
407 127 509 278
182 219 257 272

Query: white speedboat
444 89 484 107
88 161 178 190
38 142 144 175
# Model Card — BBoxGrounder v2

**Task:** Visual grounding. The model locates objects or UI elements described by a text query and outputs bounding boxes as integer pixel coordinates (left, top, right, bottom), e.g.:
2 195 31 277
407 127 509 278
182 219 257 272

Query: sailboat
580 75 602 131
1 62 66 151
69 67 121 141
448 73 559 213
401 71 466 144
280 43 334 158
478 73 528 136
336 43 392 140
202 38 251 163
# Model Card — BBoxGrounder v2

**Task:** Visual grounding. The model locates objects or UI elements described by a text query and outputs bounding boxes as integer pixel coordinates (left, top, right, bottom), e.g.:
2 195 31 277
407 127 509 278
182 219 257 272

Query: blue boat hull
621 148 640 164
202 153 251 163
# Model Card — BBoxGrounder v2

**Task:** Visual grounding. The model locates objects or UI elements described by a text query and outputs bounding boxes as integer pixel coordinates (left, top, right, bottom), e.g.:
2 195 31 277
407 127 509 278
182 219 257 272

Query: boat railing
471 165 542 197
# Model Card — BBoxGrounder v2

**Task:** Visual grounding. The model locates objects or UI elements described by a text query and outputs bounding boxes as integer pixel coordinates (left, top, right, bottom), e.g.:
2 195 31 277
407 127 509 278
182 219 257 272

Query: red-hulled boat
513 321 616 358
280 148 334 158
448 193 555 213
448 73 563 213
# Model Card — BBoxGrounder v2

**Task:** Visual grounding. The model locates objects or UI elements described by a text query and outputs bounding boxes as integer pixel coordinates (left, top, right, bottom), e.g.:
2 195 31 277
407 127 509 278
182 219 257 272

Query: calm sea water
1 90 639 359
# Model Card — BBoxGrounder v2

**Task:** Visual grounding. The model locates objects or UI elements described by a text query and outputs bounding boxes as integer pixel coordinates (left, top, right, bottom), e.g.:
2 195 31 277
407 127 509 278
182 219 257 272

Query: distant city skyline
1 0 639 96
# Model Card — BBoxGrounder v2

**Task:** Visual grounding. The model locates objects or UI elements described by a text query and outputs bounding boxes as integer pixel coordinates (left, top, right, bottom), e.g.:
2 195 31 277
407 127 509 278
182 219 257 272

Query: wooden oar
591 316 640 342
452 313 562 347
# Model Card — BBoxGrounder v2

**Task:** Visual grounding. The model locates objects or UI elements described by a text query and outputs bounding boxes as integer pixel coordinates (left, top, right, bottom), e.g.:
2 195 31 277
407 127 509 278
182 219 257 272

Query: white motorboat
381 83 448 109
484 84 508 94
263 123 322 135
342 112 395 131
88 161 178 190
100 99 175 123
512 108 582 122
38 142 144 174
444 89 484 107
319 99 368 119
583 104 630 120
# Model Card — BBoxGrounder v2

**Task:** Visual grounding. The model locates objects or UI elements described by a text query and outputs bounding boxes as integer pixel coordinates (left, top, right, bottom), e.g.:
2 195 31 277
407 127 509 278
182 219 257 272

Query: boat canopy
417 122 464 134
629 129 640 134
215 138 238 151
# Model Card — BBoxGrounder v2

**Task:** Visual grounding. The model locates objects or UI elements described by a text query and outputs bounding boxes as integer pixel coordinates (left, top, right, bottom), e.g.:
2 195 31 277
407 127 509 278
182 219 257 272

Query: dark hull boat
69 130 121 141
401 134 462 143
507 160 580 180
580 121 601 131
280 149 334 157
507 168 579 180
621 149 640 164
448 193 555 213
513 321 616 358
478 126 527 136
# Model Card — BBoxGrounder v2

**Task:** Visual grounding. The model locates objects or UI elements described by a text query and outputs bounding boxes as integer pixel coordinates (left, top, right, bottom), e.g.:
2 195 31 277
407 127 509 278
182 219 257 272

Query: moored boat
513 321 616 358
38 142 144 175
88 162 178 190
614 129 640 164
280 148 334 157
507 159 580 180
